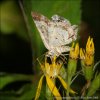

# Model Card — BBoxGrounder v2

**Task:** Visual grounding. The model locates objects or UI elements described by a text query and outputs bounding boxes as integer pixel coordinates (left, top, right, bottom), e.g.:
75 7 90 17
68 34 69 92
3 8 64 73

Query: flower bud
80 36 95 81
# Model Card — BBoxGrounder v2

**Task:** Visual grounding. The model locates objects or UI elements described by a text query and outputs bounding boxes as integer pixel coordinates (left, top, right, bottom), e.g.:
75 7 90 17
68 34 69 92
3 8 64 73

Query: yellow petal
80 48 85 59
85 53 94 66
72 42 75 48
46 75 62 100
75 43 79 56
86 36 94 55
57 76 76 94
70 42 79 59
35 75 44 100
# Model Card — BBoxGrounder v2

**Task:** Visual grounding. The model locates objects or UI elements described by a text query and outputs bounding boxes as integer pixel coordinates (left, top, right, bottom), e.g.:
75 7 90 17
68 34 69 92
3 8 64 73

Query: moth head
31 12 42 21
31 12 49 24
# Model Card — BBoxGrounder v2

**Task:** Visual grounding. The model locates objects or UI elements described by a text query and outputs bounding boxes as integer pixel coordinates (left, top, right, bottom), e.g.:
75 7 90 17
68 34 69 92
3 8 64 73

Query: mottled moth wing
48 15 77 47
31 12 50 50
31 12 78 56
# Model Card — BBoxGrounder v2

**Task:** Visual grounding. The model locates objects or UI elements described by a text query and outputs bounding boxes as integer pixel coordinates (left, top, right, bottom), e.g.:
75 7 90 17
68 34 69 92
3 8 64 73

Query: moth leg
59 54 68 64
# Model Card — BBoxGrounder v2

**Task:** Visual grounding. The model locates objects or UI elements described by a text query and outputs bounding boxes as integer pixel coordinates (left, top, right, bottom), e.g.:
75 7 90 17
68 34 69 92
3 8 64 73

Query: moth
31 12 78 57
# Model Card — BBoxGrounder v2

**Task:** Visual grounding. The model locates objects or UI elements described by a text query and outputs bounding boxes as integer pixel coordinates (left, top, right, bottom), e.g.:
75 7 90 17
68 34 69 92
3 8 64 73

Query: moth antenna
33 52 46 66
37 58 42 66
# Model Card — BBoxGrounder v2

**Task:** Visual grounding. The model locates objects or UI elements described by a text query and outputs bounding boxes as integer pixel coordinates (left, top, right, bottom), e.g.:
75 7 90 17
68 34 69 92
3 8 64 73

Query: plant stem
81 80 91 96
66 76 71 100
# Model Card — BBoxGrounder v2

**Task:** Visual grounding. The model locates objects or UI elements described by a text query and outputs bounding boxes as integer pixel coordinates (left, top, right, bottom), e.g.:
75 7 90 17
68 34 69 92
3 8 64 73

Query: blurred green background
0 0 100 100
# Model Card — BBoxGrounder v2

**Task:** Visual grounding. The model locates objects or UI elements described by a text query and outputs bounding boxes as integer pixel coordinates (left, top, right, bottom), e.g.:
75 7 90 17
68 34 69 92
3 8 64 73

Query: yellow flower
45 56 62 78
80 48 94 66
80 36 95 66
35 56 76 100
80 36 95 80
86 36 94 55
80 48 85 60
70 43 79 59
85 53 94 66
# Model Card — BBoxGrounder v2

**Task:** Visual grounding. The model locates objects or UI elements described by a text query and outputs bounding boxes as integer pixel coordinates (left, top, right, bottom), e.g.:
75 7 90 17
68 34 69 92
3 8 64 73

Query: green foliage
87 73 100 96
0 0 29 41
0 73 34 100
0 73 33 89
0 83 36 100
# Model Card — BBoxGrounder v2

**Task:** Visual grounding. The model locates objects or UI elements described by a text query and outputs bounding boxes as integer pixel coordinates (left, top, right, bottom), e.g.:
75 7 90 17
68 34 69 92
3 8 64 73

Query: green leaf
0 0 29 41
0 73 33 89
0 83 36 100
87 73 100 96
19 83 36 100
